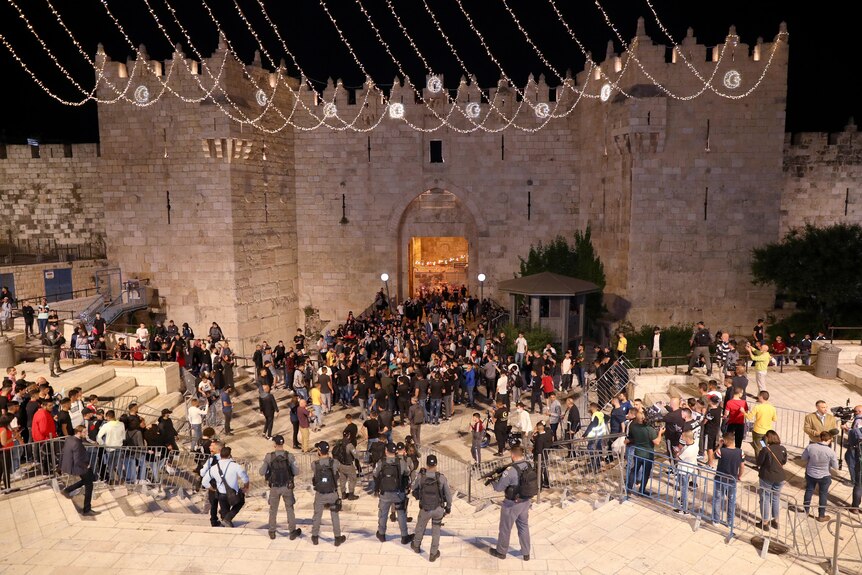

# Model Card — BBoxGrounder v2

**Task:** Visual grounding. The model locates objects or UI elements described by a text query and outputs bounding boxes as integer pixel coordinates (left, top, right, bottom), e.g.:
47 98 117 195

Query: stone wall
6 22 848 344
0 143 104 249
781 123 862 234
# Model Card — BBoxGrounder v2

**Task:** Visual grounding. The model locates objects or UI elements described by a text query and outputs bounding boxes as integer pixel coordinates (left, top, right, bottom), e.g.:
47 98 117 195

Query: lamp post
380 273 392 313
477 273 486 302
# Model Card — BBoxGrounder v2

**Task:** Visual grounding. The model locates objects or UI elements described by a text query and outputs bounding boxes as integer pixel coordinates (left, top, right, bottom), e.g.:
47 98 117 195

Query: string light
1 0 788 132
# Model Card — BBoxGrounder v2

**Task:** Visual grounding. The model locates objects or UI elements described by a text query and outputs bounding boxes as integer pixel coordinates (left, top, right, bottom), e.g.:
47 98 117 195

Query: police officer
259 435 301 540
373 442 413 544
200 439 222 527
310 441 346 546
334 430 360 500
489 445 533 561
45 324 65 378
410 454 452 562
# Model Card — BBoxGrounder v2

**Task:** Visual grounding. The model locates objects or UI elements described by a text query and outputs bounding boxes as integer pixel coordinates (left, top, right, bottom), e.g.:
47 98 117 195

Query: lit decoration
413 254 468 267
535 103 550 118
388 102 405 119
600 83 612 102
0 0 788 130
723 70 741 89
134 85 150 103
427 75 443 93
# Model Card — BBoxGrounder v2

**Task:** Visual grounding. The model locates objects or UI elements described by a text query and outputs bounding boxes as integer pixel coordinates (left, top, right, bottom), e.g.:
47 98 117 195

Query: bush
617 322 696 365
501 324 557 357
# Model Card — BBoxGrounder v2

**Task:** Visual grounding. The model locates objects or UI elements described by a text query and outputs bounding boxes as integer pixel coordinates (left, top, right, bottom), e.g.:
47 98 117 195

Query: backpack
515 462 539 499
369 441 386 465
312 459 337 494
266 453 294 488
413 469 444 511
332 440 351 465
377 460 402 493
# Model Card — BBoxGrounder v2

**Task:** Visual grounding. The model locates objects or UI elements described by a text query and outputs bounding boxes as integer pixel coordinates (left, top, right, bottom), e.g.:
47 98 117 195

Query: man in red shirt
31 398 57 441
31 398 58 475
772 336 787 366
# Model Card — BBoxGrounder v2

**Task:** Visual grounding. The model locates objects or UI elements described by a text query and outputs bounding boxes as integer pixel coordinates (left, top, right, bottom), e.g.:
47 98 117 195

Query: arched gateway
394 188 484 302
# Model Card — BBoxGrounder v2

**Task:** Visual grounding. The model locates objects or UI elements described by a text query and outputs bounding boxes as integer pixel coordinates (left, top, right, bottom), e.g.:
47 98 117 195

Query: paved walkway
1 360 860 574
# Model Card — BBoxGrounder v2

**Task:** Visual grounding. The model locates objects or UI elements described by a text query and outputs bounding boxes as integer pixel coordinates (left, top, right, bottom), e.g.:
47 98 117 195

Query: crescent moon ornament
465 102 481 119
600 83 612 102
427 75 443 94
134 85 150 104
323 103 338 118
535 103 550 119
723 70 741 89
388 102 405 119
255 89 268 106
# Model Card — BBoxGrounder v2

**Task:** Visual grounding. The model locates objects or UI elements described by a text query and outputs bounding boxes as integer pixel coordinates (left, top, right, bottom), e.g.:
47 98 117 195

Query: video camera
832 405 856 424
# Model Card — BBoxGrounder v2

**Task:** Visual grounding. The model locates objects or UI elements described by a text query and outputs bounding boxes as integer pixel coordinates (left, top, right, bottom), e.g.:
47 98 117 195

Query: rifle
480 464 510 486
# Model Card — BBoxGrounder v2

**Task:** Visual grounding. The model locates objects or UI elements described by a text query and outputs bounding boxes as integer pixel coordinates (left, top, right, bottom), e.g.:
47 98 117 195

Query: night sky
0 0 854 143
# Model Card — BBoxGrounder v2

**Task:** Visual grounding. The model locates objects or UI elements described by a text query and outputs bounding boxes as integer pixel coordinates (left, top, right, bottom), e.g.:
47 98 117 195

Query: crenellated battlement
89 17 789 133
0 142 100 160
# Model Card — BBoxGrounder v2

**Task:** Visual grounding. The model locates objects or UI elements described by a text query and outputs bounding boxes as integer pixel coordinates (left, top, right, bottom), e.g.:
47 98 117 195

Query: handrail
828 326 862 345
8 286 101 308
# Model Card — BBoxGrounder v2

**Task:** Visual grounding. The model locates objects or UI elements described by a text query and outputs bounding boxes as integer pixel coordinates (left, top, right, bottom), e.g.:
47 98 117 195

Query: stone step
857 354 862 368
125 384 159 406
141 390 185 414
838 363 862 389
87 375 137 400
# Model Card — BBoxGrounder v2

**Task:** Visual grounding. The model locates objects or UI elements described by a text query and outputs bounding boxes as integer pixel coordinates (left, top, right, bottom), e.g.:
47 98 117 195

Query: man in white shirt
135 323 150 348
652 328 662 367
96 410 126 483
561 351 573 391
187 397 208 450
512 402 533 440
496 372 509 406
68 388 86 429
514 333 528 369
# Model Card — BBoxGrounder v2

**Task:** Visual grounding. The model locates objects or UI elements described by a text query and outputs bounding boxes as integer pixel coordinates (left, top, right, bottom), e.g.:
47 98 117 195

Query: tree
518 226 606 321
751 223 862 321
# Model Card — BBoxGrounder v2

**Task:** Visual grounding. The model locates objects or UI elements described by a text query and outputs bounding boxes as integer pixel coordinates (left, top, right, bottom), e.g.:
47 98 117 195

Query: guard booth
497 272 600 350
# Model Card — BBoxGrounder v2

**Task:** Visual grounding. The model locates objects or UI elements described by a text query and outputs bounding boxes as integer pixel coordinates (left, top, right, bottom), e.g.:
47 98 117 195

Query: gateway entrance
408 236 468 297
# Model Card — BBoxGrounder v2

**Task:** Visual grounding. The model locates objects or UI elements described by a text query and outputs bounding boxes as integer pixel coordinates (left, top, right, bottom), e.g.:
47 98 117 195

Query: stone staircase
837 353 862 391
12 359 184 420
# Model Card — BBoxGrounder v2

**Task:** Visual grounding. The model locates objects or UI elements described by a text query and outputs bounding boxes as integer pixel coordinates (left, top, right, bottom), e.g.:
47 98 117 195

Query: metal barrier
623 452 737 540
0 437 65 493
465 454 511 503
585 356 634 415
542 443 627 505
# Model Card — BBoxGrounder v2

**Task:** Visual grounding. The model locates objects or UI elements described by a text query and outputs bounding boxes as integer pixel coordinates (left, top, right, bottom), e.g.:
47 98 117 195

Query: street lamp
477 273 486 301
380 273 392 313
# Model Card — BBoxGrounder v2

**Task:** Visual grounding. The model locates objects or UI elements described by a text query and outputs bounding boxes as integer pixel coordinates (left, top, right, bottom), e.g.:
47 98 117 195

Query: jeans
190 424 202 450
847 451 862 509
429 399 442 424
37 318 48 337
312 405 323 430
575 367 585 387
626 454 654 495
803 474 832 518
515 352 525 368
295 387 308 401
759 479 784 523
466 385 475 406
471 444 482 464
711 478 737 524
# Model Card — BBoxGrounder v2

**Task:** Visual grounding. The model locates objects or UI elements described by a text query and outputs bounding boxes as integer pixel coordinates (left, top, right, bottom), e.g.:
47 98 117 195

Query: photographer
843 405 862 512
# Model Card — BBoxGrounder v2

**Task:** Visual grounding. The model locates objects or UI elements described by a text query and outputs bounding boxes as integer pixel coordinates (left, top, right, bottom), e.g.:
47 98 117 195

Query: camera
832 406 855 424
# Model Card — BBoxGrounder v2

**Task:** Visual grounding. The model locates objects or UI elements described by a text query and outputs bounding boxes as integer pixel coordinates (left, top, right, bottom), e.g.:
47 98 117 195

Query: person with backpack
489 445 535 561
843 406 862 511
201 446 248 528
407 396 425 447
333 431 360 500
373 442 414 545
409 454 452 562
310 441 346 546
259 435 301 540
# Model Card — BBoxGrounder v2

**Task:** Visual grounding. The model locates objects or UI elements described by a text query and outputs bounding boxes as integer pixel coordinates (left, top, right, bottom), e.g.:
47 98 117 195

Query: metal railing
623 451 737 539
829 326 862 345
584 356 635 414
1 240 105 266
541 439 627 505
633 350 821 376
